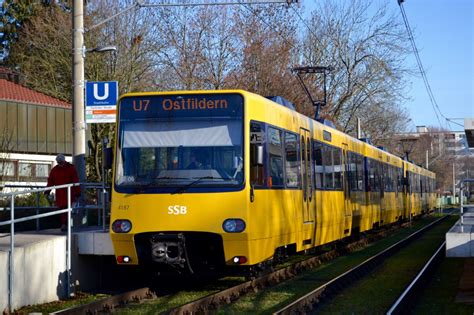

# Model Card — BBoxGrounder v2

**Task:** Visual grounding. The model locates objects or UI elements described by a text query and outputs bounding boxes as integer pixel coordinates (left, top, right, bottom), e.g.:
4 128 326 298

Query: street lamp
86 46 117 53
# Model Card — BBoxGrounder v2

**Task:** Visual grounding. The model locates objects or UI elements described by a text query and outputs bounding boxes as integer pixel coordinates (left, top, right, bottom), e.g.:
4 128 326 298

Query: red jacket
46 162 81 208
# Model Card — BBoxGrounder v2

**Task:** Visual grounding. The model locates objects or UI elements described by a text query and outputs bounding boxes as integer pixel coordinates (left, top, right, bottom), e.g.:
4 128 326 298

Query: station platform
446 207 474 257
0 227 115 311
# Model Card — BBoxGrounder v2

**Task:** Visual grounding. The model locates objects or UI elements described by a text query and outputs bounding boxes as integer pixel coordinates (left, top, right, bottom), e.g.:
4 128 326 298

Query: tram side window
268 127 284 187
383 164 388 192
250 121 266 187
323 145 334 189
397 168 403 192
321 145 342 190
356 154 364 190
333 148 343 189
368 159 382 192
348 152 358 191
374 160 381 192
384 165 394 192
314 142 324 189
367 159 375 191
285 132 299 188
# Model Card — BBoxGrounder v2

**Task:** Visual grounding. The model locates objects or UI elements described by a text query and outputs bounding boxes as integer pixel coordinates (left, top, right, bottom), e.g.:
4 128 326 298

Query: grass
116 277 244 315
15 292 110 315
412 258 473 314
218 216 449 314
16 215 458 315
317 216 458 314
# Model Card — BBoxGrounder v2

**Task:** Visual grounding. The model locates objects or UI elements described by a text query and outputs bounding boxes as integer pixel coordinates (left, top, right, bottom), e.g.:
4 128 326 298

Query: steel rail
53 239 361 315
51 287 155 315
162 224 406 314
51 217 435 314
386 241 446 315
273 215 449 315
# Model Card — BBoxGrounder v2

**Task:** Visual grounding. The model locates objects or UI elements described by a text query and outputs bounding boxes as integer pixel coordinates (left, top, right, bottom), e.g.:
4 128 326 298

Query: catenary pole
453 163 455 203
72 0 86 183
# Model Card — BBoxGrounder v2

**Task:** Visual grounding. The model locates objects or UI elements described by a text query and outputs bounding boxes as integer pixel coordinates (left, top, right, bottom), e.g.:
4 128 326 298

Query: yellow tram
110 90 436 272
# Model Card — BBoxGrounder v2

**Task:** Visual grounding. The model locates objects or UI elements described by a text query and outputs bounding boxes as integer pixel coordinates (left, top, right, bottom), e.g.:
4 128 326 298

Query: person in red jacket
45 154 81 231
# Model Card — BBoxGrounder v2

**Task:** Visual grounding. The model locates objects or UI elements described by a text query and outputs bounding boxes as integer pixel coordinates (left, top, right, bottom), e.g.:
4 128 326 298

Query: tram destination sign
119 94 244 120
85 81 118 123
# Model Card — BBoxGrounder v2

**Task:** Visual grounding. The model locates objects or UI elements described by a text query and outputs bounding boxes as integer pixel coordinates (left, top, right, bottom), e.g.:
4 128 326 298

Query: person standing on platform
45 154 81 231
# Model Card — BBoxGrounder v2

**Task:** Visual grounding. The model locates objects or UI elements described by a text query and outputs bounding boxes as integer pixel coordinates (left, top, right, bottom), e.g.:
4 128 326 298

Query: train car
109 90 436 274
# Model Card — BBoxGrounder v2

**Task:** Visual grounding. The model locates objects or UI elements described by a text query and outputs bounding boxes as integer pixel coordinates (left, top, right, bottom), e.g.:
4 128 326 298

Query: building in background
0 67 73 189
383 125 473 195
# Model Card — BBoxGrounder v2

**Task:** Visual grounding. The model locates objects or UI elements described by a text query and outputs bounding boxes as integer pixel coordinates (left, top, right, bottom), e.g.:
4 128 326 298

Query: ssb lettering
167 205 187 215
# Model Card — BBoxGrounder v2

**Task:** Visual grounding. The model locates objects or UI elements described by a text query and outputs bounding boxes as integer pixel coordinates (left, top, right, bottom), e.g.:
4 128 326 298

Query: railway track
52 216 447 314
386 241 446 315
273 215 450 315
51 287 156 315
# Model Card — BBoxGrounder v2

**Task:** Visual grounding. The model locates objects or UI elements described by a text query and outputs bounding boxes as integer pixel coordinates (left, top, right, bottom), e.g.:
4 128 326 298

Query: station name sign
85 81 118 123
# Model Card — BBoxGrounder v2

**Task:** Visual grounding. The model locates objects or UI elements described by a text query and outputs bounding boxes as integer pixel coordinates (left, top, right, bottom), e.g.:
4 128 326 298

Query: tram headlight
222 219 246 233
112 220 132 233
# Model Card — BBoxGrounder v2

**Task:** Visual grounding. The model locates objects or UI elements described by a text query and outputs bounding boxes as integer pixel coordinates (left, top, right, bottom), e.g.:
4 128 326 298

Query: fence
0 183 79 313
0 182 110 232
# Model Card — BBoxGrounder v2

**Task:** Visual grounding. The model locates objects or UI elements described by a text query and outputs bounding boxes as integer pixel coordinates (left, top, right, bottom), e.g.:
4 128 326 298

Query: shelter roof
0 78 71 109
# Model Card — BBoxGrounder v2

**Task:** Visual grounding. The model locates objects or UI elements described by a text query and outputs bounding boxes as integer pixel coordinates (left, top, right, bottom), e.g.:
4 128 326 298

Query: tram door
299 128 314 225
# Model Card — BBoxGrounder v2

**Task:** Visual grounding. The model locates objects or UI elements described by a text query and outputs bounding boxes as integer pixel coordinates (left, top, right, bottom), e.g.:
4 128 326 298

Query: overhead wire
397 1 458 130
289 4 331 60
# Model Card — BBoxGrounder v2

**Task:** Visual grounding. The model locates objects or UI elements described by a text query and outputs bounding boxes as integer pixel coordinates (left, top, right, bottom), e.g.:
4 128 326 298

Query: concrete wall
446 210 474 257
0 234 67 312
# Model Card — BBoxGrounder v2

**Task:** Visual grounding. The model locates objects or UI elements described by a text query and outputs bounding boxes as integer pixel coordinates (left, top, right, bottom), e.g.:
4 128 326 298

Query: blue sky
304 0 473 131
393 0 474 131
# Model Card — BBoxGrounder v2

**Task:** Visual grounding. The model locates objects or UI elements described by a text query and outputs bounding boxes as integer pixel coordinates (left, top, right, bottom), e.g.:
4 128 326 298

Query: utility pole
357 117 362 139
453 162 455 203
426 150 429 169
72 0 86 183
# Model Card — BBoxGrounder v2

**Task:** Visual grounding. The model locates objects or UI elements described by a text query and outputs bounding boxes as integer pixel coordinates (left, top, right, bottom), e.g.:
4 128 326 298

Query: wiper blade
171 176 220 195
123 177 188 190
155 176 188 180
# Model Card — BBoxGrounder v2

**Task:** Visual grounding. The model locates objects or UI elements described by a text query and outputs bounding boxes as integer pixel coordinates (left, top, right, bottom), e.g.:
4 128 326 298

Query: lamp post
72 0 116 183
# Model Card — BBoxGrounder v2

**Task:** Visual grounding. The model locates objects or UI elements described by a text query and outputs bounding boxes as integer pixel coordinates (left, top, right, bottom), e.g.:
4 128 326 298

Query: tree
84 0 161 181
300 0 411 139
6 0 159 181
6 3 72 100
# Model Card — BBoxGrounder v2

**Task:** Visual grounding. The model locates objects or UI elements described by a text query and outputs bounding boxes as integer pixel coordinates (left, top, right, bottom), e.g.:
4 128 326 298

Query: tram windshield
115 93 244 193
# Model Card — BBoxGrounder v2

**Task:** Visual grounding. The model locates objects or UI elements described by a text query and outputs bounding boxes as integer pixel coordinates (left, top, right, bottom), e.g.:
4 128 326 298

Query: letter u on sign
85 81 118 106
93 83 109 100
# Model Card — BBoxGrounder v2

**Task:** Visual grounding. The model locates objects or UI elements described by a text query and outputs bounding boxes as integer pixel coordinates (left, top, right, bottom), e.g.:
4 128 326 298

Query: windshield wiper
123 177 188 191
171 176 221 195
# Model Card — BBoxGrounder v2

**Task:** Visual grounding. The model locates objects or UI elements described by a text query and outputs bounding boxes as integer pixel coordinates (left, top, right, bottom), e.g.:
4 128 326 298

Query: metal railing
459 178 474 232
0 182 111 232
0 183 80 313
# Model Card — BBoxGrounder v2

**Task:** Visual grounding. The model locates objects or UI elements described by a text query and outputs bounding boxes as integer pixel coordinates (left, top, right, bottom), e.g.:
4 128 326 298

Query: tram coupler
150 233 194 273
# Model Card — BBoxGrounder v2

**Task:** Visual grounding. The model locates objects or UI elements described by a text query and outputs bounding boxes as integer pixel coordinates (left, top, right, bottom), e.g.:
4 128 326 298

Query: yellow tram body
110 90 436 270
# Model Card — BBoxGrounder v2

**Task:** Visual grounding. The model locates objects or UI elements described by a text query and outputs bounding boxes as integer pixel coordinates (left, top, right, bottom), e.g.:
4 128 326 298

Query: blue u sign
85 81 118 106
